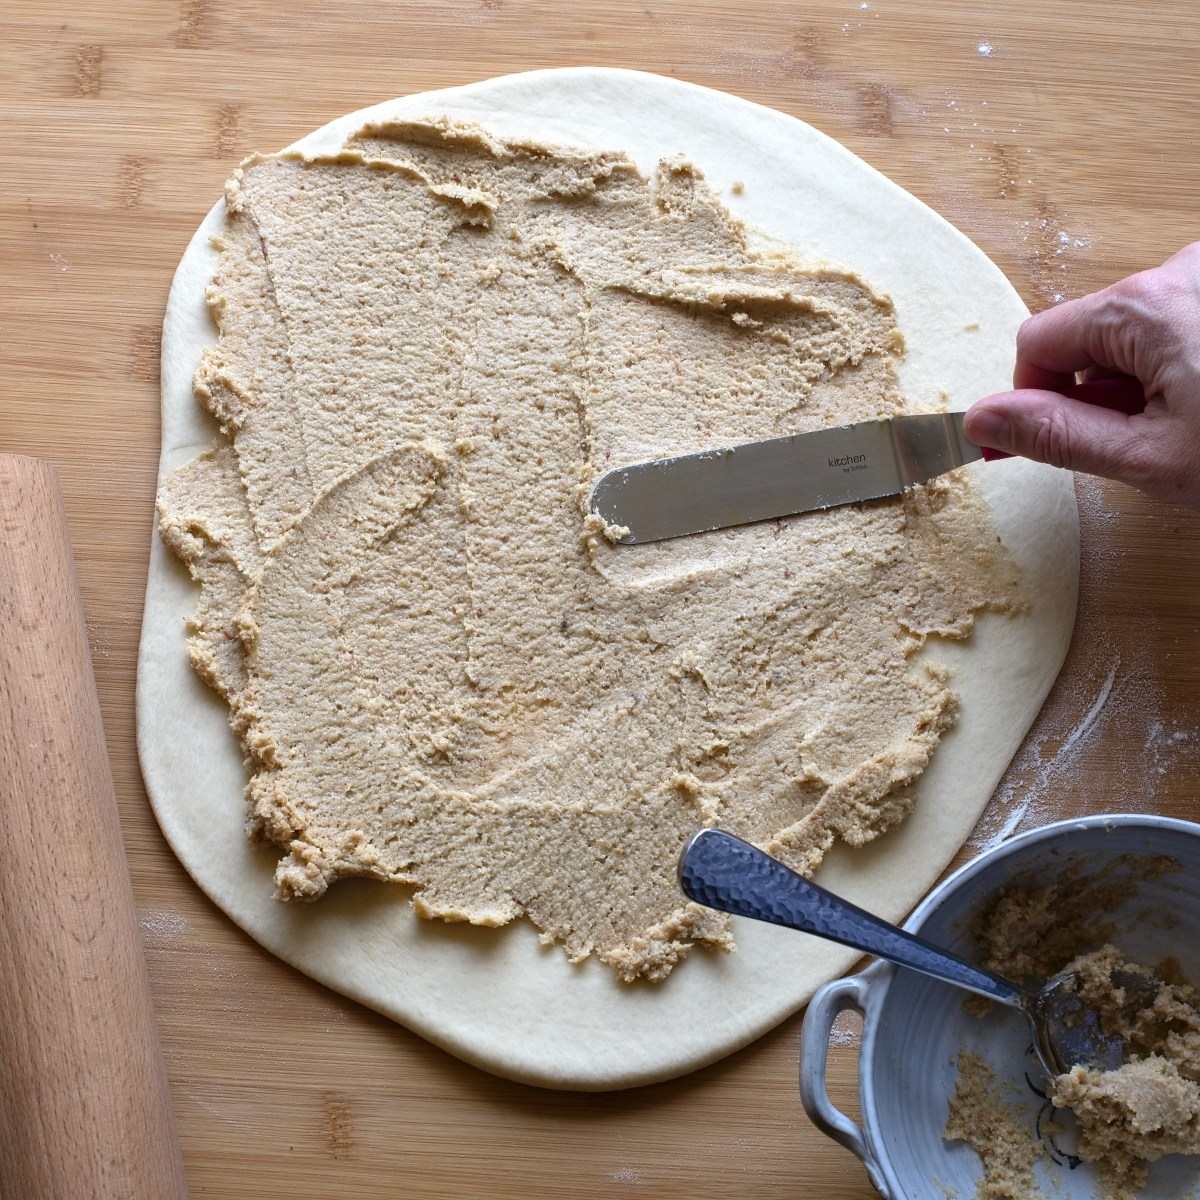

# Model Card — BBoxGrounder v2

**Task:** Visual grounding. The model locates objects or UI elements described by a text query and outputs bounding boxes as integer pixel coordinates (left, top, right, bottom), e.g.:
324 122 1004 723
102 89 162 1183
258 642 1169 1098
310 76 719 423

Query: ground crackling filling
159 117 1020 981
947 860 1200 1200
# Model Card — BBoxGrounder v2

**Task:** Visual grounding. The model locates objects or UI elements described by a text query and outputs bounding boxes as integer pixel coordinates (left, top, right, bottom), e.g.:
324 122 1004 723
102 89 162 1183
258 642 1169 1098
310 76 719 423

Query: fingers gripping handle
678 829 1022 1007
799 975 890 1195
978 376 1147 462
1072 376 1147 415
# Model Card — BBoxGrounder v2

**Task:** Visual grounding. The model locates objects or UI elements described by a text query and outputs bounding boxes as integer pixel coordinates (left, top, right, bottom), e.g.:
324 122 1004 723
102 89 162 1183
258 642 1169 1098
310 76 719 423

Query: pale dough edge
135 67 1079 1090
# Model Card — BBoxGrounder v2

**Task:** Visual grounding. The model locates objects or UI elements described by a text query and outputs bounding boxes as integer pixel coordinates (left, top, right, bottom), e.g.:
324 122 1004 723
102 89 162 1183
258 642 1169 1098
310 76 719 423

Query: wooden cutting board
4 2 1200 1196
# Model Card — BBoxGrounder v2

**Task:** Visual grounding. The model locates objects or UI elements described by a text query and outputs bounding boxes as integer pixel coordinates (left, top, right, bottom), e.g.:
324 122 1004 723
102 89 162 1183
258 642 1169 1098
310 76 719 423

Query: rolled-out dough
137 68 1079 1089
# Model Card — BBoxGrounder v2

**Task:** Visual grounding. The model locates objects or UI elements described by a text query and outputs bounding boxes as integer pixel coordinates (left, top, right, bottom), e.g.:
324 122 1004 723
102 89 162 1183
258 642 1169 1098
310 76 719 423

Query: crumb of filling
947 858 1197 1199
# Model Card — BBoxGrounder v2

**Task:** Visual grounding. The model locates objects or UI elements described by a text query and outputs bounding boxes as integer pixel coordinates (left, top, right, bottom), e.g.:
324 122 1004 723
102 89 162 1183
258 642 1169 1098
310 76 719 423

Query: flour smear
969 476 1199 852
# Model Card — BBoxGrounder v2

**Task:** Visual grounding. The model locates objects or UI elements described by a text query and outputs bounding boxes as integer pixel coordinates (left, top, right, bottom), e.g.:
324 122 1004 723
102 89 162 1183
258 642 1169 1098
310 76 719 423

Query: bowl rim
858 812 1200 1199
903 812 1200 936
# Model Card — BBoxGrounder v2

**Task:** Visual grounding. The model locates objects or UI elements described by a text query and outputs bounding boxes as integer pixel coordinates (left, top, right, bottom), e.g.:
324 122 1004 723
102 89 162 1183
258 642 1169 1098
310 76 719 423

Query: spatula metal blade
589 411 983 544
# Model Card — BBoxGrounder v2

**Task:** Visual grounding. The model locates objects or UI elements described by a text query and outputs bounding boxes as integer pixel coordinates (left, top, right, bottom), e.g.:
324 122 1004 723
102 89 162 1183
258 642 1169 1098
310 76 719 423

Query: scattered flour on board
1148 721 1199 777
829 1008 864 1048
839 2 881 36
969 476 1200 853
609 1167 642 1186
912 78 1095 307
972 658 1119 852
139 909 188 938
1019 218 1094 305
85 620 112 660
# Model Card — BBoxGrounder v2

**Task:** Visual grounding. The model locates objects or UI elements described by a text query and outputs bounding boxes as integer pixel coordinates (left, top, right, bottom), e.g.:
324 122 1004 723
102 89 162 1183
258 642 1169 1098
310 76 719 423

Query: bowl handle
800 972 891 1198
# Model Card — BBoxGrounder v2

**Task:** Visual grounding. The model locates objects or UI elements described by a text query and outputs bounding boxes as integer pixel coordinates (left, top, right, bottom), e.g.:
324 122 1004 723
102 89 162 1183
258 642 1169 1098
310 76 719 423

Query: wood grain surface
3 2 1200 1196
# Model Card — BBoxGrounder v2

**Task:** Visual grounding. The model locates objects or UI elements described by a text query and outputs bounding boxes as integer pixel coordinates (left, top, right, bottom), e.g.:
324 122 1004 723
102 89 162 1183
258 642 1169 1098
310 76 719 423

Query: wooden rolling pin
0 455 187 1199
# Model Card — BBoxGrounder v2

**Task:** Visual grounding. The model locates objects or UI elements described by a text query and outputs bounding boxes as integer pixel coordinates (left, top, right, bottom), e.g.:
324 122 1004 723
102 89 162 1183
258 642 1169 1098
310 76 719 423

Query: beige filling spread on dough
159 118 1020 981
947 861 1200 1199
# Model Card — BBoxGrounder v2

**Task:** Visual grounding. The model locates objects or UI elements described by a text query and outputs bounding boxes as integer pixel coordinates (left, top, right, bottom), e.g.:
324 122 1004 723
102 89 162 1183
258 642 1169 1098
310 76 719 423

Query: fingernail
966 408 1011 450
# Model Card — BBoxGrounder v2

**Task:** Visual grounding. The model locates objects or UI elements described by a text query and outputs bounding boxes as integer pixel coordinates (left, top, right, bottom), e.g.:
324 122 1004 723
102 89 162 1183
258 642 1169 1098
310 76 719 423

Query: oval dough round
137 67 1078 1090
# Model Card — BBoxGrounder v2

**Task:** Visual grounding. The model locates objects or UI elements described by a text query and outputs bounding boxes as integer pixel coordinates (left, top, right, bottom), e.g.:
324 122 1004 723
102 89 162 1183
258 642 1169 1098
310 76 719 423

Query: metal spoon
678 829 1148 1077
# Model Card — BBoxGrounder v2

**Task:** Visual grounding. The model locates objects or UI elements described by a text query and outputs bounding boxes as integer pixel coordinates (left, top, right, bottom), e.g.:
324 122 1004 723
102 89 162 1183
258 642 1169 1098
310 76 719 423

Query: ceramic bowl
799 814 1200 1199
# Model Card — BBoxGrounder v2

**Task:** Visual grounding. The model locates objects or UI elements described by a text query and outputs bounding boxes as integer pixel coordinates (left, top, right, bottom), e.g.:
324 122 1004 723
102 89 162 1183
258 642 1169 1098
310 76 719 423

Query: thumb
964 389 1150 483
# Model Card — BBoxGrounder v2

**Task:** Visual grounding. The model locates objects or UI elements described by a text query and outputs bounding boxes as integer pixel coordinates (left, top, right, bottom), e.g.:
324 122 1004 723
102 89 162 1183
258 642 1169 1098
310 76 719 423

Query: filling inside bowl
945 855 1200 1200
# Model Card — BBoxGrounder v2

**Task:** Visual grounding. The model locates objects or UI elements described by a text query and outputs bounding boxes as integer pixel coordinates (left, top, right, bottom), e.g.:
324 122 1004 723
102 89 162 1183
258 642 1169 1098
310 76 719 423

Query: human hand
964 242 1200 506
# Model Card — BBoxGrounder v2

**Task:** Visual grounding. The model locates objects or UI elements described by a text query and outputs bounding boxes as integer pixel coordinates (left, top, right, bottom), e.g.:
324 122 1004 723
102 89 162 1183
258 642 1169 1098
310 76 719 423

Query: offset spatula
589 411 985 545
